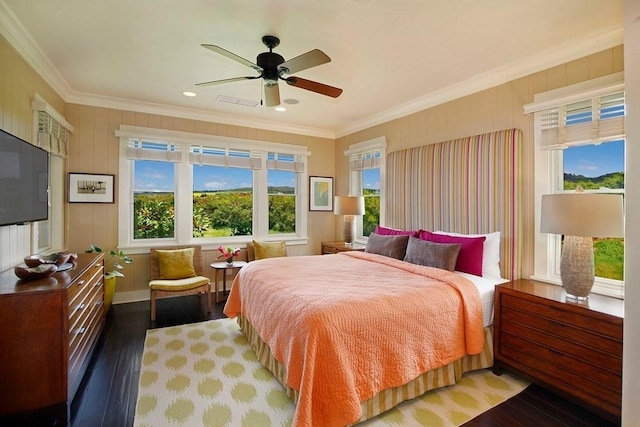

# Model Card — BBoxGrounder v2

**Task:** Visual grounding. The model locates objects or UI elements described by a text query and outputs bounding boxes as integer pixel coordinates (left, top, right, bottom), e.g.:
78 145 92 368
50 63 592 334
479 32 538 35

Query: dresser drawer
500 305 622 367
501 293 621 340
68 287 104 395
67 261 103 306
494 280 623 423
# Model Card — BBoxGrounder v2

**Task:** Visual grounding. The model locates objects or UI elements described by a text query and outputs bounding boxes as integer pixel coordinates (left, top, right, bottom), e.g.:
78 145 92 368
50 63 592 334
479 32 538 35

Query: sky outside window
563 140 624 177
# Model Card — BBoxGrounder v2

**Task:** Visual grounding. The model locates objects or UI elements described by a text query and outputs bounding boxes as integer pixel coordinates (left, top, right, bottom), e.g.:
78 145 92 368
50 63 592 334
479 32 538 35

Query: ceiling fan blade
264 83 281 107
195 76 259 87
278 49 331 74
201 44 262 72
284 77 343 98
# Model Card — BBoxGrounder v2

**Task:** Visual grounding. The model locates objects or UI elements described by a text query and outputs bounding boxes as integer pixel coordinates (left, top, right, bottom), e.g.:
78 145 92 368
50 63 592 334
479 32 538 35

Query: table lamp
334 195 365 245
540 192 624 300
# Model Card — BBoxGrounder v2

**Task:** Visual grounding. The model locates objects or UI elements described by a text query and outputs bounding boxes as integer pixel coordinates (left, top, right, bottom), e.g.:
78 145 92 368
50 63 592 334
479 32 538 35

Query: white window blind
189 146 262 169
36 111 71 157
266 152 305 172
126 139 182 162
539 91 625 150
349 149 382 171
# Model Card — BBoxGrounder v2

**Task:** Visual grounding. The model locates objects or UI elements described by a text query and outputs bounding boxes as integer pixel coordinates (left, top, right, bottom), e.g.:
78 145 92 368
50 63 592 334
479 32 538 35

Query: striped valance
386 129 523 279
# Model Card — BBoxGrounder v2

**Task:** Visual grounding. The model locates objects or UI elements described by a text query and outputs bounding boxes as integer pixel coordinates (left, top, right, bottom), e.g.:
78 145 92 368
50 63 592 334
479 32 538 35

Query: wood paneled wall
63 105 336 297
335 46 624 278
0 35 65 272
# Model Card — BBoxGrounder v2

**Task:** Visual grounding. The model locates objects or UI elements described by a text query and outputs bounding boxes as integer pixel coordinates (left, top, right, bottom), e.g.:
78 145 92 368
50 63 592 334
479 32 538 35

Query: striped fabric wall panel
386 128 523 280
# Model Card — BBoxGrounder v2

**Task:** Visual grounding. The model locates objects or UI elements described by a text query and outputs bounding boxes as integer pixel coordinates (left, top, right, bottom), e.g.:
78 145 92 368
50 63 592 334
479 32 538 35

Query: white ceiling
0 0 623 138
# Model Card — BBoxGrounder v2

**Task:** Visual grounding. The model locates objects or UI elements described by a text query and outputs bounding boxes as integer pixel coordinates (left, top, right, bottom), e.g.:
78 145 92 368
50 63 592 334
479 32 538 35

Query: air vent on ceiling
216 95 259 107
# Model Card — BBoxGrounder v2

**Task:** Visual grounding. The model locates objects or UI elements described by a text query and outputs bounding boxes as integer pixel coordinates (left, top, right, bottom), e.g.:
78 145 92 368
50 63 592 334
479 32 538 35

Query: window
31 94 72 253
345 137 386 240
117 126 309 249
527 73 625 297
133 159 176 239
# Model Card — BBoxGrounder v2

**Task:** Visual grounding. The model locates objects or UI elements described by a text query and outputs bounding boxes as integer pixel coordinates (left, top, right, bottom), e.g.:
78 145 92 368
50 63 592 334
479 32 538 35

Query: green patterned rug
134 318 528 427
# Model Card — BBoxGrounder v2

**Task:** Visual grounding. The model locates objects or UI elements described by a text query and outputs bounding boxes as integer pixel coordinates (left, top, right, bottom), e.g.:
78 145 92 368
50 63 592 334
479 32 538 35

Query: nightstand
493 279 623 424
210 261 247 303
321 241 366 254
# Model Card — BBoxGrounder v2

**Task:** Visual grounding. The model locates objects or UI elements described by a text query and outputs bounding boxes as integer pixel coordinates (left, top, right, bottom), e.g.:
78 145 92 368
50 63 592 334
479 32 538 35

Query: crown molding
0 0 74 98
335 27 624 138
1 0 623 142
65 91 336 139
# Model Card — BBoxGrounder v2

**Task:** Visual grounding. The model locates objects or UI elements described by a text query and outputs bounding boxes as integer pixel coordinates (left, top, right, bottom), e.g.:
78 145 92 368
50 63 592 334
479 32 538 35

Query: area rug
134 318 528 427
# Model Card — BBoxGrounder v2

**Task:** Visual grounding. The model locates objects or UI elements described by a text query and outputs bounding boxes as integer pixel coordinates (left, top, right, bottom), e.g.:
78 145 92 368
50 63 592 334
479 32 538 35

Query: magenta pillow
374 225 417 237
417 230 485 276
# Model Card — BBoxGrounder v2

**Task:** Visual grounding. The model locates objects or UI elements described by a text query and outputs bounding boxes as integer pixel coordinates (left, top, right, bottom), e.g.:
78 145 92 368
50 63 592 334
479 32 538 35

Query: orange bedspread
224 251 484 427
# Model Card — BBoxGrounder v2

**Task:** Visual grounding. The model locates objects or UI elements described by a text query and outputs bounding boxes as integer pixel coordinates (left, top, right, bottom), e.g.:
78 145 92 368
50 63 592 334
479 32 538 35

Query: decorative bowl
53 252 72 265
24 255 45 268
42 252 73 266
15 264 58 281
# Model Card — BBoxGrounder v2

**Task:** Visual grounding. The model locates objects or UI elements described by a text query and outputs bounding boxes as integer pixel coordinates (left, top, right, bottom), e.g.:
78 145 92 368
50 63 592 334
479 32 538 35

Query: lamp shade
334 196 365 216
540 193 624 237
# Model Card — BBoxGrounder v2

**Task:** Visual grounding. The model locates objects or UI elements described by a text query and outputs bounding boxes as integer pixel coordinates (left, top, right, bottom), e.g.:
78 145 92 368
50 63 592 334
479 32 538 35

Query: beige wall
336 46 624 279
0 34 65 272
63 104 336 296
0 29 624 294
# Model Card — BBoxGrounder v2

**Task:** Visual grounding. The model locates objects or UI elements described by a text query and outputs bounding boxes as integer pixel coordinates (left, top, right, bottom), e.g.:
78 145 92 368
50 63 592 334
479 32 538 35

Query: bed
224 250 507 426
224 128 523 426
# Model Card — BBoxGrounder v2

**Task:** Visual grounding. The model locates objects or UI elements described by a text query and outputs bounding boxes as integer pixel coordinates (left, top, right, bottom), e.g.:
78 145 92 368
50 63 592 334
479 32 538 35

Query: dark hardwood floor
68 296 619 427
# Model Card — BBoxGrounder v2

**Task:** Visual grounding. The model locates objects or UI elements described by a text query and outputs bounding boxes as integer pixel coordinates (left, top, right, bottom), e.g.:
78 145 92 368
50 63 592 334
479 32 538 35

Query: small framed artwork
309 176 333 211
68 173 115 203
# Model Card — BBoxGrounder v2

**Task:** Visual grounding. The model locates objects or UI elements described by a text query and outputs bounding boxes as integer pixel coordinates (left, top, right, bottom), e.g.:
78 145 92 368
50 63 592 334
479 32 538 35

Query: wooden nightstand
321 241 366 254
493 279 623 424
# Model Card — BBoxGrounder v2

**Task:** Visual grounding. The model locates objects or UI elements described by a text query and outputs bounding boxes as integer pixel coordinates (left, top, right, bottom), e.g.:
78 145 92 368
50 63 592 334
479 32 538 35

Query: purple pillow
417 230 485 276
374 225 417 237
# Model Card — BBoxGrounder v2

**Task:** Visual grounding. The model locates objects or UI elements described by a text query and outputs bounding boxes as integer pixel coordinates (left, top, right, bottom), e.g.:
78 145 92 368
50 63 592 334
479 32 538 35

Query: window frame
526 73 625 298
116 126 309 252
345 136 386 243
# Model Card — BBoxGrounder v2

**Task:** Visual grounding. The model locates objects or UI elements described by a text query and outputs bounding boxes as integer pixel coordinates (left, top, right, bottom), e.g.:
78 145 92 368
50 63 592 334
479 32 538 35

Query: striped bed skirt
237 315 494 424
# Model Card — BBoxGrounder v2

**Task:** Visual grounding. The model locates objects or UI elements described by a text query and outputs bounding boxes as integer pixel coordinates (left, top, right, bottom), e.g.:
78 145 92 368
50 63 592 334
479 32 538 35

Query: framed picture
309 176 333 211
68 173 115 203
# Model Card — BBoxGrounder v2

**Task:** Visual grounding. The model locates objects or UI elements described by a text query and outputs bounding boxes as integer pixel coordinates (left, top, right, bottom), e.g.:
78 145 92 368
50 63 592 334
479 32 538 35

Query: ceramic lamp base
343 215 356 244
560 235 594 300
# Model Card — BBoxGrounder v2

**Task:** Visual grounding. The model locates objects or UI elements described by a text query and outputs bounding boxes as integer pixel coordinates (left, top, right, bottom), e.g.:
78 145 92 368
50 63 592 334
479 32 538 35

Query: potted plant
86 245 133 312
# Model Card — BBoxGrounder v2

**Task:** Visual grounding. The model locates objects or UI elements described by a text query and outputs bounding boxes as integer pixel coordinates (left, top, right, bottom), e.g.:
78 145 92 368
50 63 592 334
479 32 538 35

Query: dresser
493 279 623 424
0 252 105 425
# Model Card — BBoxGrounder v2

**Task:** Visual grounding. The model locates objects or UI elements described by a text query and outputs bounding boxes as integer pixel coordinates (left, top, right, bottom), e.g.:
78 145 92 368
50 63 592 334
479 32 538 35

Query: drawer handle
76 303 85 312
77 280 85 286
77 327 86 335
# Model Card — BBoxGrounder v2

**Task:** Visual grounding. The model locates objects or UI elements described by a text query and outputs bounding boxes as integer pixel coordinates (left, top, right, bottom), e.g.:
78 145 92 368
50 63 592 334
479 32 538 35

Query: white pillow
434 231 502 278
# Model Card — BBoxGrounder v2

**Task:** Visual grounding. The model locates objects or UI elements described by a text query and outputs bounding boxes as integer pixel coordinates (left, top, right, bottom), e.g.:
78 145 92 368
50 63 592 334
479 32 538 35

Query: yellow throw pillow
156 248 196 279
252 240 286 260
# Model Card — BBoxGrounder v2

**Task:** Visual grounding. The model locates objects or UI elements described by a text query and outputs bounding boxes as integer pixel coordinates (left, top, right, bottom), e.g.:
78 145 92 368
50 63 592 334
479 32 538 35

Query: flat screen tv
0 128 49 226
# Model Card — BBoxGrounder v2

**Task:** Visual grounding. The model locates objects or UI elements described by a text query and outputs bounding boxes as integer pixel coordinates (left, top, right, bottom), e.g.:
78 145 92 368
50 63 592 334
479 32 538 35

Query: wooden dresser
0 252 105 425
493 279 623 424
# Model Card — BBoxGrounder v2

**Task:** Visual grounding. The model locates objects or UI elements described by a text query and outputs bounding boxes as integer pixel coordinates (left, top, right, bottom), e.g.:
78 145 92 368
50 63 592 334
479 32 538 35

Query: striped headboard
385 128 523 280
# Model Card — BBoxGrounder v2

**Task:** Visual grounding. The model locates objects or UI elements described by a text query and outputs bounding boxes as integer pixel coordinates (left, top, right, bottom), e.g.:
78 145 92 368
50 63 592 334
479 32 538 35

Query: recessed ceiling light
182 91 197 97
275 107 286 112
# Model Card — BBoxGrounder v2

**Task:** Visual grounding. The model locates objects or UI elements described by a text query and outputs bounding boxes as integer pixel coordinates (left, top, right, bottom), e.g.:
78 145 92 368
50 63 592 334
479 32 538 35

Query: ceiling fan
196 35 343 107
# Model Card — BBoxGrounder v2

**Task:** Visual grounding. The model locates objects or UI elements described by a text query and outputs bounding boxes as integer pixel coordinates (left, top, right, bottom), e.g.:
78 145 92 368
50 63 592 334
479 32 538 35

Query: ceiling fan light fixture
196 35 342 104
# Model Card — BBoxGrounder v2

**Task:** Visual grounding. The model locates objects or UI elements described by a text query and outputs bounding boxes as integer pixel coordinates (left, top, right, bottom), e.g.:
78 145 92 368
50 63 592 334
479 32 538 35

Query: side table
210 261 247 303
321 241 366 254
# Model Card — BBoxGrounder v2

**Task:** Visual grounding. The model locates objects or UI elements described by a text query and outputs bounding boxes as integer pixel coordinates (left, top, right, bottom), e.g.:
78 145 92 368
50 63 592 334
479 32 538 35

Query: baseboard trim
113 290 149 305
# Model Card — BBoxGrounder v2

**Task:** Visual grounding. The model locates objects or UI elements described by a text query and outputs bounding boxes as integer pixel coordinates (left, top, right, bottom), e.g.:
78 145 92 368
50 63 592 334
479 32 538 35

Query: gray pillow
365 233 410 260
403 236 461 271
